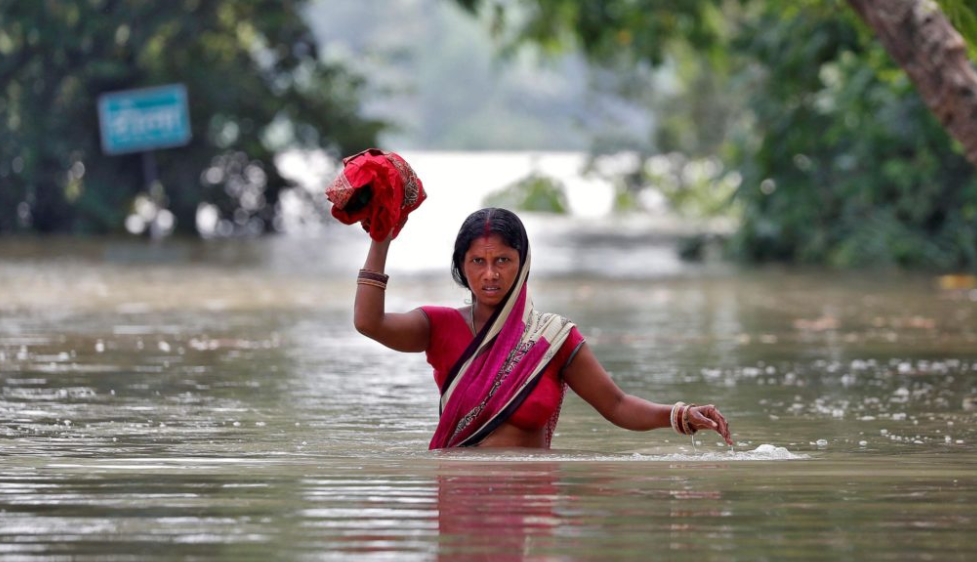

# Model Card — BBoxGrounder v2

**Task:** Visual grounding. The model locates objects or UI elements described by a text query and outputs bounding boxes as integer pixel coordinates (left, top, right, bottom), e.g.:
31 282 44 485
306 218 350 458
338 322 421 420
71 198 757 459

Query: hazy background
3 0 977 268
306 0 652 151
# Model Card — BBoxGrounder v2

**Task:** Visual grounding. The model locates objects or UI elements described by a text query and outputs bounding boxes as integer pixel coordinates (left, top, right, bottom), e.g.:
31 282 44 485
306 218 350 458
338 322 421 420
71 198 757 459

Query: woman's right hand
688 404 733 445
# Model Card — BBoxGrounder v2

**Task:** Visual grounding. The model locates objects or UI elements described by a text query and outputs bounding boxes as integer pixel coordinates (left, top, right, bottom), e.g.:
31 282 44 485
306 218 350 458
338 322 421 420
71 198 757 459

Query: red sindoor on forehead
481 212 493 239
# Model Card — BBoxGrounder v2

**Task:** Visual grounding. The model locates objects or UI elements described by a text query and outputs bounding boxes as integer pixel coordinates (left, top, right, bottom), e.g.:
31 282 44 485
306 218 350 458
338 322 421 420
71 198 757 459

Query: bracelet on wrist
670 402 686 435
358 269 389 284
682 404 698 435
356 278 387 290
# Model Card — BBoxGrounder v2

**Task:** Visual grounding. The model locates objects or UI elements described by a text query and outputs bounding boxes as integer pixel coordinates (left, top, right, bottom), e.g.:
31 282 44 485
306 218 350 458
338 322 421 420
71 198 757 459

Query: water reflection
432 456 741 560
436 461 562 561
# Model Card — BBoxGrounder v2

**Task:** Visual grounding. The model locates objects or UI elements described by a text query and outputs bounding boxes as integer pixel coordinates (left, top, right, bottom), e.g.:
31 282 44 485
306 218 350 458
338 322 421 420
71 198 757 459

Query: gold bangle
670 402 686 435
357 278 387 290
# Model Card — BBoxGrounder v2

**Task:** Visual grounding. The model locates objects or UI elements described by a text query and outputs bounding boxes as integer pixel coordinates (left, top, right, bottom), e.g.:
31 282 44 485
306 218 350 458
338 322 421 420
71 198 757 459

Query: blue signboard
98 84 191 155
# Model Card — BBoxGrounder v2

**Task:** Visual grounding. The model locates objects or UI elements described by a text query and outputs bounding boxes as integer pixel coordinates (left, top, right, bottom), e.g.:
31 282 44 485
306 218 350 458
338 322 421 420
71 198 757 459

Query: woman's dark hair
451 208 528 290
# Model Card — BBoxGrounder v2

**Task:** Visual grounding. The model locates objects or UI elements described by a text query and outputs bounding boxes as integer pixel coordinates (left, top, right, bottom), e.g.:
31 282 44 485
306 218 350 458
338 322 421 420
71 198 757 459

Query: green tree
455 0 733 156
457 0 977 269
731 4 977 267
455 0 725 64
848 0 977 168
484 171 569 213
0 0 381 235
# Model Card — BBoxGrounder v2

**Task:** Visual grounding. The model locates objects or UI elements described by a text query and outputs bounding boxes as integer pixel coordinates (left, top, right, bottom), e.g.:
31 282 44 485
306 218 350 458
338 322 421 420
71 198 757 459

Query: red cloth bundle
325 148 426 241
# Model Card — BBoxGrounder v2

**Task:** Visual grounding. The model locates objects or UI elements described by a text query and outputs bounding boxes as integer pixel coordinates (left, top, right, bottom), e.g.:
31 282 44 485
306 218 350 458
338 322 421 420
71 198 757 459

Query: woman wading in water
353 207 734 449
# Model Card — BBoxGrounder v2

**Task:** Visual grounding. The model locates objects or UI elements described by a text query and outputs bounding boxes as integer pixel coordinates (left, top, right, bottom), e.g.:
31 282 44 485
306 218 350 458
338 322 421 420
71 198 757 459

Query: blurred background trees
0 0 380 235
732 2 977 268
456 0 977 269
3 0 977 270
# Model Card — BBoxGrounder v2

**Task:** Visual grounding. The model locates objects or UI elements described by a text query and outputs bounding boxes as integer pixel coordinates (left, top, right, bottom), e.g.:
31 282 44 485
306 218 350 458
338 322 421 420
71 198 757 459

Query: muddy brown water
2 232 976 561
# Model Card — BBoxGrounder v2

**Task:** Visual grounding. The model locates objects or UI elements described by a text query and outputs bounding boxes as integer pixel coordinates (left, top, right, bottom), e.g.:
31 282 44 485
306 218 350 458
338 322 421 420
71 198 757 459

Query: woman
354 208 733 449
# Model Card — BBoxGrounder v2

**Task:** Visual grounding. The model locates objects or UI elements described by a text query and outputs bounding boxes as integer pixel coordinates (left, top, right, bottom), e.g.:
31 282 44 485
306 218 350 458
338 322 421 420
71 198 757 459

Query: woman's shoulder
418 305 466 327
531 311 585 349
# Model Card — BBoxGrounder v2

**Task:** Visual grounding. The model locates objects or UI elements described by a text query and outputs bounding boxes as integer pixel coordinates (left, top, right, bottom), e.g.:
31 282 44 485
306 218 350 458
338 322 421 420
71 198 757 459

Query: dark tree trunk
848 0 977 166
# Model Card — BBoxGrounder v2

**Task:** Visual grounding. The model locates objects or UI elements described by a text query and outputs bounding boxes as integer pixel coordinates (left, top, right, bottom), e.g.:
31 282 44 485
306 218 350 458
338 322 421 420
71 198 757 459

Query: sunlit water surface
2 228 976 561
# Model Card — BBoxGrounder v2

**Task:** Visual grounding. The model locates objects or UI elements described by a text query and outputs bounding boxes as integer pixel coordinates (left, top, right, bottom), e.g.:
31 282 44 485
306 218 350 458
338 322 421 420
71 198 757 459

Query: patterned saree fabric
325 148 426 241
429 247 577 449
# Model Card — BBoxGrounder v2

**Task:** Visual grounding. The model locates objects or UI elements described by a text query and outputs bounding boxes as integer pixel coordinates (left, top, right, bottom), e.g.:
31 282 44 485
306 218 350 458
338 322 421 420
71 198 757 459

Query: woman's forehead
466 233 516 253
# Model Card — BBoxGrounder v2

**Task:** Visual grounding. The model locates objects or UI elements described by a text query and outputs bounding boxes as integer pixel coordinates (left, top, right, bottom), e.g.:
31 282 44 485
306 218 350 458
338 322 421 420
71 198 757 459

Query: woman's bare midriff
477 421 546 448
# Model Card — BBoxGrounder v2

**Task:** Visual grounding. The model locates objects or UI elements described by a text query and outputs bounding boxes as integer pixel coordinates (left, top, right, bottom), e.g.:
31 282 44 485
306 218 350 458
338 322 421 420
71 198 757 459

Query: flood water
2 225 976 561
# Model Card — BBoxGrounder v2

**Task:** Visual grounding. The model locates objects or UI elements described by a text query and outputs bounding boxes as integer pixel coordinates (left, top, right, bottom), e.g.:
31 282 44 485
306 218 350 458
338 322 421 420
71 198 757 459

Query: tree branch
848 0 977 167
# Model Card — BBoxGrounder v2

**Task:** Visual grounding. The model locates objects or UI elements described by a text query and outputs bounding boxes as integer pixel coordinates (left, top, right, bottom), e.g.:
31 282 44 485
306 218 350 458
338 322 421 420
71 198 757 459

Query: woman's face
463 233 520 309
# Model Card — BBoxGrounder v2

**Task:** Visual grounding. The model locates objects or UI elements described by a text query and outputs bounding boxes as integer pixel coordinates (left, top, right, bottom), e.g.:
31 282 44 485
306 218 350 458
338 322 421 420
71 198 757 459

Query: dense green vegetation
0 0 380 235
5 0 977 270
732 4 977 268
459 0 977 269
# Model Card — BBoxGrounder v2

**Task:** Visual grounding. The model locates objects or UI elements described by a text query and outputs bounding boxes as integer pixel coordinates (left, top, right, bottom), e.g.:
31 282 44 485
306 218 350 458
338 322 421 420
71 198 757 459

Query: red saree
430 245 578 449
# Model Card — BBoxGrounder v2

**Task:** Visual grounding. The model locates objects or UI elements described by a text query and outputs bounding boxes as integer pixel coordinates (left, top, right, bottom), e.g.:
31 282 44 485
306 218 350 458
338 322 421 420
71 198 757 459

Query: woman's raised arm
353 237 430 353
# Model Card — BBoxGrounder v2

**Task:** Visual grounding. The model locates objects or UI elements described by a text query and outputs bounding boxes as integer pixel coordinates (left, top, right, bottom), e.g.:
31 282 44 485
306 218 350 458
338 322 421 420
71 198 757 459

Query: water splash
641 444 809 462
413 444 809 463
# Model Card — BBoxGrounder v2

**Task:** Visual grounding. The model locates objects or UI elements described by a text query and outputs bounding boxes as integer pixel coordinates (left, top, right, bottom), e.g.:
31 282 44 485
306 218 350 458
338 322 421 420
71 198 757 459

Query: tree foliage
731 4 977 268
0 0 381 235
455 0 726 64
458 0 977 269
483 171 569 213
941 0 977 58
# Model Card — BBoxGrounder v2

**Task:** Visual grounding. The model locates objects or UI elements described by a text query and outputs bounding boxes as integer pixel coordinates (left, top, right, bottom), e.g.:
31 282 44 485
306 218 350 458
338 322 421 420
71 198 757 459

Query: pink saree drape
430 247 576 449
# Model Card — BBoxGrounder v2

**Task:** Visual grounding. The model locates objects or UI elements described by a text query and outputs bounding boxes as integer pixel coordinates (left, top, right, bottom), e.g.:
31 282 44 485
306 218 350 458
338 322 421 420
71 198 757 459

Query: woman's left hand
688 404 733 446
